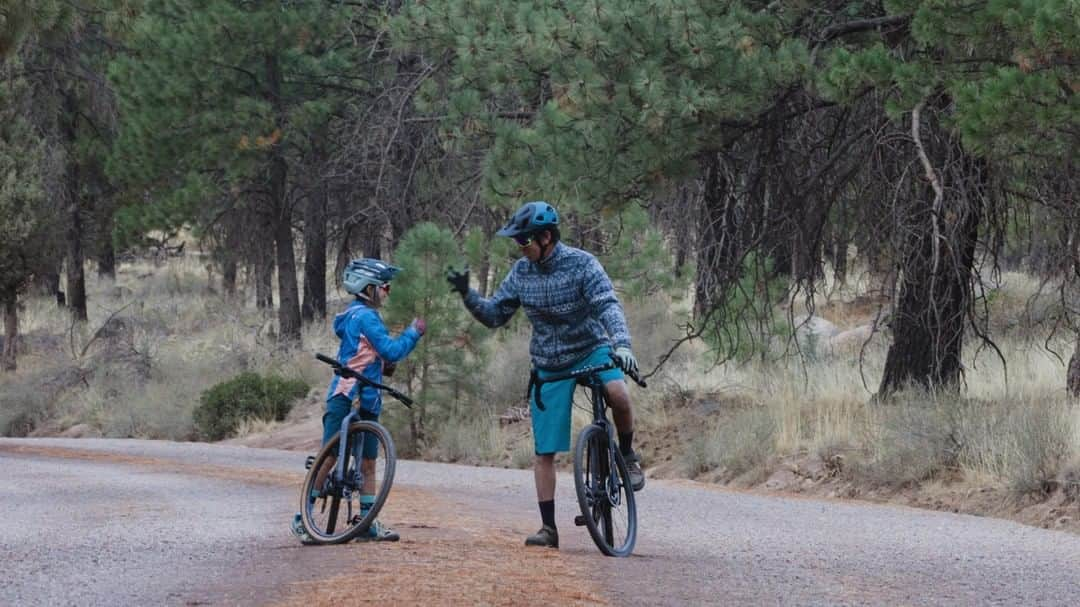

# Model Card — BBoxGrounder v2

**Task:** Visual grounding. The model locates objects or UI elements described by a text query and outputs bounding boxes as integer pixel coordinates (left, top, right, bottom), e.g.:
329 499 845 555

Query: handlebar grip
387 388 414 408
315 353 338 366
628 372 647 388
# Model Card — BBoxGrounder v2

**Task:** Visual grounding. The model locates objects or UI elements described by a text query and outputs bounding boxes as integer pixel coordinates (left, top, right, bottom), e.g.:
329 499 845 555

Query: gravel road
2 438 1079 606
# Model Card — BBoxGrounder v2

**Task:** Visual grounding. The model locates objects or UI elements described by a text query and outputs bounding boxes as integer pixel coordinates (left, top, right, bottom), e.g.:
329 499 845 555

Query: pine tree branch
403 111 536 123
818 15 912 43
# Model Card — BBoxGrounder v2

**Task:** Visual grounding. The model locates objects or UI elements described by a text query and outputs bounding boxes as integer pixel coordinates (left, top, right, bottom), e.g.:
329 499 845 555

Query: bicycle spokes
573 424 637 556
301 421 397 544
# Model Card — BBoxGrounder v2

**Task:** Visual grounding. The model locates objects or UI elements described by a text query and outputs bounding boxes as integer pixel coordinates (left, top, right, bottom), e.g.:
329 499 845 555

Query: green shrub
193 372 309 440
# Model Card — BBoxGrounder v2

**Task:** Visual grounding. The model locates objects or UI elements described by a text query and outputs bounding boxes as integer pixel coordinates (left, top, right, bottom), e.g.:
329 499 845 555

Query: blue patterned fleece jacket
463 242 632 370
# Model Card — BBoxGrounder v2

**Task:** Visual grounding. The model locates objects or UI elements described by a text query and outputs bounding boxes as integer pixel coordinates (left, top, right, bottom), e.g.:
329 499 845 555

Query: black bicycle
531 354 647 557
297 353 413 544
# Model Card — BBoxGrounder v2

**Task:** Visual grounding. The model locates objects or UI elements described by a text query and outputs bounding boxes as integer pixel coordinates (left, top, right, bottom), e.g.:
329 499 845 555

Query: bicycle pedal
304 455 315 470
574 515 587 527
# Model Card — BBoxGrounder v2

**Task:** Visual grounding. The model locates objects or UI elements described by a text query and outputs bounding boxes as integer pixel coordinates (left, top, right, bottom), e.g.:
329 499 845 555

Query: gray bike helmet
343 258 401 295
495 201 559 238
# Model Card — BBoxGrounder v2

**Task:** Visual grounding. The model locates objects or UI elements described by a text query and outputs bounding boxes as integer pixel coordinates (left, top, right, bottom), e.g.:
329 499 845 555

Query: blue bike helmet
343 258 401 295
495 201 559 238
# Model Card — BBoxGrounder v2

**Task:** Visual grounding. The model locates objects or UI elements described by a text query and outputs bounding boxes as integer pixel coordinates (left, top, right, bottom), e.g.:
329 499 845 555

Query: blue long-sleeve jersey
326 300 420 415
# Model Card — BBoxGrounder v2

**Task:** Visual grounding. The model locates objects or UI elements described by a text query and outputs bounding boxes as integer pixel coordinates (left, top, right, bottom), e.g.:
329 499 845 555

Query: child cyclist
292 257 425 543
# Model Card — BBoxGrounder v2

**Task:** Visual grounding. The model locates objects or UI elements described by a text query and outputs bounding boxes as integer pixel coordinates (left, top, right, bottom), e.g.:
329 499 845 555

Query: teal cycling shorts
530 346 624 455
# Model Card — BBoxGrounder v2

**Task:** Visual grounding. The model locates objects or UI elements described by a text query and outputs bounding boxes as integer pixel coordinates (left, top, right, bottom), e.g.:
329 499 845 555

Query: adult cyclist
447 201 644 549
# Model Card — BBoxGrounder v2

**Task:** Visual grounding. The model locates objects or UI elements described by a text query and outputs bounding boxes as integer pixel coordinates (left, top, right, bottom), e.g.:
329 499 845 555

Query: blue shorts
323 394 380 460
531 346 624 455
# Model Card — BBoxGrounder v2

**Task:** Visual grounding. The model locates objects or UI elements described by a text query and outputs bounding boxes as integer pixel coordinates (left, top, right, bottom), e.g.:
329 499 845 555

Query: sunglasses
378 283 392 294
513 234 535 247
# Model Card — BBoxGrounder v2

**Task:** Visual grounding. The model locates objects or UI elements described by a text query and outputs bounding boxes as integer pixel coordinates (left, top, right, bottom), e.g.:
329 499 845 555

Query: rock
793 314 840 341
763 468 799 491
828 324 876 354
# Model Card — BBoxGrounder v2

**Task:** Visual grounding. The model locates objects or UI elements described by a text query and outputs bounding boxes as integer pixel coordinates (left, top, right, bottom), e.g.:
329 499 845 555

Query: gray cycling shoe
624 451 646 492
291 513 318 545
525 525 559 549
354 519 400 542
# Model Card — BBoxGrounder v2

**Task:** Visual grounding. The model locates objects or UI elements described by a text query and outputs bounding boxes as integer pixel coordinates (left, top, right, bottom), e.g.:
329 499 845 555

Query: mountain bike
530 354 647 557
297 353 413 544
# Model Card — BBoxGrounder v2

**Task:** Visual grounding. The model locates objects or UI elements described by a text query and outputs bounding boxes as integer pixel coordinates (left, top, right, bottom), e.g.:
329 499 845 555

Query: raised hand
446 265 470 297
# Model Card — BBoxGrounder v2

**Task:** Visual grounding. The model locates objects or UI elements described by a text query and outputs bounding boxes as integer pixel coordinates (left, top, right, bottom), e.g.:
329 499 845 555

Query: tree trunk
672 185 693 280
63 90 87 322
1068 334 1080 398
96 237 115 279
334 224 354 283
2 294 16 372
831 200 850 287
254 213 274 310
96 199 116 280
35 271 63 306
221 219 239 298
271 162 301 344
878 118 984 396
266 53 301 345
477 246 491 297
301 186 327 322
222 257 238 297
64 203 87 321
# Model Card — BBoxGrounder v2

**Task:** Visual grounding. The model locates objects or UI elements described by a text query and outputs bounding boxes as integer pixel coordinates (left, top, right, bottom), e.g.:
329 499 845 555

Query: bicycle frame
314 353 412 491
581 375 625 510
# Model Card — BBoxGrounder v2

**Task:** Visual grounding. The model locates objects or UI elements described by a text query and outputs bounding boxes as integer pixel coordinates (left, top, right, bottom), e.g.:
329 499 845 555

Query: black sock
619 431 634 456
538 500 556 529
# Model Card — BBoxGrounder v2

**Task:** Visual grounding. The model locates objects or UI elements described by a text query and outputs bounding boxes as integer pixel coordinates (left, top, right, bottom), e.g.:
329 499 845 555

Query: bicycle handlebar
529 354 647 411
315 353 414 408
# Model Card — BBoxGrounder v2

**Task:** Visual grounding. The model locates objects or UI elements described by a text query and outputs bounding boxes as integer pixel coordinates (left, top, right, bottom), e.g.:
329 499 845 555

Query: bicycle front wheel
573 424 637 557
299 420 396 544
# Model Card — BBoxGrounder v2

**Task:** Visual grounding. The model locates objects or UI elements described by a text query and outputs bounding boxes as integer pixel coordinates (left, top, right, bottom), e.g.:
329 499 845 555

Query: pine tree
393 0 806 287
0 59 56 371
0 1 64 58
817 0 1079 394
382 222 488 449
109 0 366 343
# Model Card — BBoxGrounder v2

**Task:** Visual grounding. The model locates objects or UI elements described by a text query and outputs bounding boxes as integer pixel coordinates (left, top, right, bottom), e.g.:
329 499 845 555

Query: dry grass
428 413 506 465
233 416 284 439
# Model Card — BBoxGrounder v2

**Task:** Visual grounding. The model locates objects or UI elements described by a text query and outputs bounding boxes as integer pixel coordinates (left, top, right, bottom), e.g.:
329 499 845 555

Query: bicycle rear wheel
299 420 396 544
573 424 637 556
